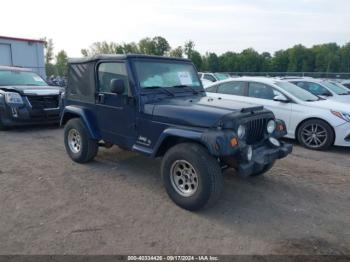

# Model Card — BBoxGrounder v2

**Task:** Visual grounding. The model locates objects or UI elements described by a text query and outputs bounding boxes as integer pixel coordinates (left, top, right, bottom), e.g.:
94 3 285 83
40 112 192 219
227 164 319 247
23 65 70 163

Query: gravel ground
0 126 349 255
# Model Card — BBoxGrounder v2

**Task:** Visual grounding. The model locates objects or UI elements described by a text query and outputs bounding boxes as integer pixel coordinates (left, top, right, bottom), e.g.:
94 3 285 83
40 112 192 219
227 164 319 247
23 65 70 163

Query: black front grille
246 118 268 144
27 95 59 109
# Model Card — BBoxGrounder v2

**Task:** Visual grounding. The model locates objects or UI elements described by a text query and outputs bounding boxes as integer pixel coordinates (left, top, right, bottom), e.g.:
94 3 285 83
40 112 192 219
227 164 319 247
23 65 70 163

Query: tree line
43 36 350 76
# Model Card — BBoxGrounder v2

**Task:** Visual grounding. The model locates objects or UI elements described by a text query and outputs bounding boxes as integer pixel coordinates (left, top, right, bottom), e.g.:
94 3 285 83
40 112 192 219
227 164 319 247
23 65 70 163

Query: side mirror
273 94 289 103
110 79 125 95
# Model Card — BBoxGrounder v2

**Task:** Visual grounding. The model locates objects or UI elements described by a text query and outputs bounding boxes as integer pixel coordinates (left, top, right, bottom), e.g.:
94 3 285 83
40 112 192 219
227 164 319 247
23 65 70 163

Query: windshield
0 70 47 86
275 81 320 102
134 60 202 89
214 73 230 80
322 81 350 95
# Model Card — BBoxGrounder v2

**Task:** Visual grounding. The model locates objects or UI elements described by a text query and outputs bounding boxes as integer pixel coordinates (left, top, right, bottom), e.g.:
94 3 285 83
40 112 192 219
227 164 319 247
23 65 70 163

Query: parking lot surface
0 126 349 255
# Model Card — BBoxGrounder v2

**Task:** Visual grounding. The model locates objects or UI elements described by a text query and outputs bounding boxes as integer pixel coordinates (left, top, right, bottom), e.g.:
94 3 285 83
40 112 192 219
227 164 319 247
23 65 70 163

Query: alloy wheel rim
170 160 198 197
301 124 328 148
68 129 81 153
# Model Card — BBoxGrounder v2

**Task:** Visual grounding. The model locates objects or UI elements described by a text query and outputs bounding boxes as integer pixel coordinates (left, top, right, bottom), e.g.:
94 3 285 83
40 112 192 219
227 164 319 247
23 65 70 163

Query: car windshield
322 81 350 95
134 60 202 89
274 81 319 102
0 70 47 86
214 73 230 80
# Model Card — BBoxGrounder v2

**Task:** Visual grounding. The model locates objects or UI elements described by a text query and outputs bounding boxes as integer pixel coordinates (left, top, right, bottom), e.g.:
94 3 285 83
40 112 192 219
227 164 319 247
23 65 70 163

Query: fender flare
60 105 101 140
151 128 203 157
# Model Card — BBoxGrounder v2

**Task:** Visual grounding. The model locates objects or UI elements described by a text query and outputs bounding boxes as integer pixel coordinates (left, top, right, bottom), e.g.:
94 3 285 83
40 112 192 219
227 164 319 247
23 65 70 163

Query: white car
206 77 350 150
283 77 350 103
198 72 231 83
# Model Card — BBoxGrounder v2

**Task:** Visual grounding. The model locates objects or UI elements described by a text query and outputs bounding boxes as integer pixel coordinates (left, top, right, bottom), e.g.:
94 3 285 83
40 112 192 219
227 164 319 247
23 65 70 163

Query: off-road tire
64 118 98 163
251 161 275 177
297 119 334 150
161 143 223 211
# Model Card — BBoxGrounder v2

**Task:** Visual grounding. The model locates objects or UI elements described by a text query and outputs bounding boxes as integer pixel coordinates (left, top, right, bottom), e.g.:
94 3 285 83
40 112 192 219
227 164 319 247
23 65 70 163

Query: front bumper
334 121 350 147
0 104 61 127
238 142 293 177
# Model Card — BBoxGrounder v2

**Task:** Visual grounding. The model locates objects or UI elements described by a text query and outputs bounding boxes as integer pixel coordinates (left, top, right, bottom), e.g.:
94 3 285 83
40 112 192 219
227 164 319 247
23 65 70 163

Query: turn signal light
277 124 284 131
230 137 238 147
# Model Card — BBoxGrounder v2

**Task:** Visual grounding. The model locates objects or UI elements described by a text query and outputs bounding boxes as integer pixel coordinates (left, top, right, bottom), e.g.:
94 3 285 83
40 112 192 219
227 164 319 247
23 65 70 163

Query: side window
97 62 129 94
205 85 218 93
217 82 245 96
294 81 330 96
248 82 276 100
203 74 216 82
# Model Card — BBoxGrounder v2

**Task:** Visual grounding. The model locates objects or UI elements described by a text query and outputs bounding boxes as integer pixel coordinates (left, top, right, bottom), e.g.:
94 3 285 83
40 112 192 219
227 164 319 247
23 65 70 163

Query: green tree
190 51 203 70
169 46 183 58
239 48 261 72
339 42 350 72
41 37 55 76
218 52 239 72
206 53 220 72
272 50 289 72
138 37 156 55
184 40 195 58
55 50 68 76
152 36 170 56
81 41 118 56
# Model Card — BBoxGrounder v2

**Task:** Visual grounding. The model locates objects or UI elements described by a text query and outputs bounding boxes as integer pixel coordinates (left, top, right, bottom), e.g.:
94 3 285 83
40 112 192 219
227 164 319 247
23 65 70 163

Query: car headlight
237 125 246 139
267 120 276 134
331 110 350 122
4 92 23 104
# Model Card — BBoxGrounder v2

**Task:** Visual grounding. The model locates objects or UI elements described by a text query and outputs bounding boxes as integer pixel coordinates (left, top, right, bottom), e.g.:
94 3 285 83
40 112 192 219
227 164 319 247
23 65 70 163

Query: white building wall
0 37 46 78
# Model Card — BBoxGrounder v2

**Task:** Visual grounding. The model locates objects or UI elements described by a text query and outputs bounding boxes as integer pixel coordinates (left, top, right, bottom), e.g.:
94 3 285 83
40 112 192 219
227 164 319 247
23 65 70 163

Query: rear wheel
64 118 98 163
161 143 223 211
297 119 334 150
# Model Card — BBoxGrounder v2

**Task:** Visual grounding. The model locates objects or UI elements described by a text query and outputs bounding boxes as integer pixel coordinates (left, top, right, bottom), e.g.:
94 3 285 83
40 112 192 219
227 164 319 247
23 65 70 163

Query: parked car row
206 76 350 150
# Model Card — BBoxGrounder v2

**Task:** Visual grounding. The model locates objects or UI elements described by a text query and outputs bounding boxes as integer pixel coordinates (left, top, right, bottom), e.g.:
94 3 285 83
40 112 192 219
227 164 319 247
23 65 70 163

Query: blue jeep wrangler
61 54 292 210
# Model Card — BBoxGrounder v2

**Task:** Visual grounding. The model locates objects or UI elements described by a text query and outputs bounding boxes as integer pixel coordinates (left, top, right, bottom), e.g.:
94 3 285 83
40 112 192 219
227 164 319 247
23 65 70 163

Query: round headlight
267 120 276 134
237 125 246 139
246 146 253 161
269 137 281 147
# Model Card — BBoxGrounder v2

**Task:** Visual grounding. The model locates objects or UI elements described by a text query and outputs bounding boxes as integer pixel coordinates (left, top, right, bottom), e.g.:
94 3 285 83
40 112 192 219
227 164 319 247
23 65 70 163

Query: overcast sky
1 0 349 57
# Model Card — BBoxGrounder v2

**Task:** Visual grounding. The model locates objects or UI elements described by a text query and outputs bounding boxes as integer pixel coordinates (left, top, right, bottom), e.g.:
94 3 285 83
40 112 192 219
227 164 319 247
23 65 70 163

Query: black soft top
69 54 191 64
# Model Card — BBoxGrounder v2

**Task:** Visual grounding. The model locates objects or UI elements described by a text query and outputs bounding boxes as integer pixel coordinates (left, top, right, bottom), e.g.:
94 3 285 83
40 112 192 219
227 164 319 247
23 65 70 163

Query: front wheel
297 119 334 150
161 143 223 211
64 118 98 163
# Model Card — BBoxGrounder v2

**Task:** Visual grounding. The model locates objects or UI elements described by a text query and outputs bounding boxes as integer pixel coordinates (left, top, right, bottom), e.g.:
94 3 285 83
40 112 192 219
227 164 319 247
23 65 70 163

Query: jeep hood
144 95 266 128
0 85 62 95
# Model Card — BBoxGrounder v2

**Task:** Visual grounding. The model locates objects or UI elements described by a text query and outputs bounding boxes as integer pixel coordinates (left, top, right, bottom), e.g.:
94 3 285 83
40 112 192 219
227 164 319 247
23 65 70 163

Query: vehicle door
207 81 246 100
245 82 292 129
95 61 136 146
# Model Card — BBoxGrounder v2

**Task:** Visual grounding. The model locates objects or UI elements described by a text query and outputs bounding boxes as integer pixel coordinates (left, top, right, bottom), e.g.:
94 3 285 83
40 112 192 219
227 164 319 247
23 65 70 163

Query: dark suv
61 54 292 210
0 66 63 130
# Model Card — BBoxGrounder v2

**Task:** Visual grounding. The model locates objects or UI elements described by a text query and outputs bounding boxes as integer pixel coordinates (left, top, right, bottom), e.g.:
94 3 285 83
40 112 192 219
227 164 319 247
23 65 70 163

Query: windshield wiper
339 92 350 95
142 86 175 97
171 85 202 94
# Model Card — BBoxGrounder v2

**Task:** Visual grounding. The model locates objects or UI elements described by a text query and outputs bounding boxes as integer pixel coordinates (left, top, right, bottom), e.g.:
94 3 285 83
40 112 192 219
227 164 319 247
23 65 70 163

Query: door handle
97 94 105 104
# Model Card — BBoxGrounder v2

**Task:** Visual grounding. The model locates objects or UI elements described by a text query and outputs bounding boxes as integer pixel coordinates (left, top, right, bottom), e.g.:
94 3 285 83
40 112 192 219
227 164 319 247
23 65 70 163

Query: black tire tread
64 118 98 163
161 142 223 211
